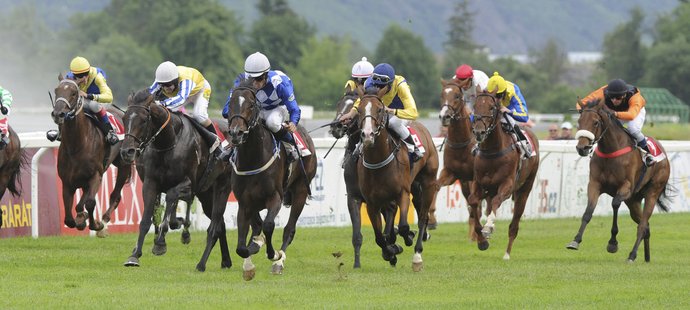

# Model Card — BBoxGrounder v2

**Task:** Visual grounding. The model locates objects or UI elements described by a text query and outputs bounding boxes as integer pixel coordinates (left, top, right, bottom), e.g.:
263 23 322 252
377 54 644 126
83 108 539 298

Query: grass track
1 212 690 308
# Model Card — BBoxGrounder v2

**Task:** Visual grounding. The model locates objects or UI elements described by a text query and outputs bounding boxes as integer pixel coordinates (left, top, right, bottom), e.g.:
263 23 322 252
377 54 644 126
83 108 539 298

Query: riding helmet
604 79 629 98
155 61 179 83
371 63 395 86
454 64 474 79
351 57 374 78
244 52 271 77
487 72 507 94
70 56 91 75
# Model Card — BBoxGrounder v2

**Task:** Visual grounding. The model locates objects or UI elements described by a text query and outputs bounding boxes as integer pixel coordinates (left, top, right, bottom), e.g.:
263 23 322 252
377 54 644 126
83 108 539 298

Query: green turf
1 212 689 308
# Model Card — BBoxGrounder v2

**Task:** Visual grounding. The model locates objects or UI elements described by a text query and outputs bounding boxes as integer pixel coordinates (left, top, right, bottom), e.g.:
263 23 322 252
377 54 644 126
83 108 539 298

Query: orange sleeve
614 92 645 121
578 86 606 110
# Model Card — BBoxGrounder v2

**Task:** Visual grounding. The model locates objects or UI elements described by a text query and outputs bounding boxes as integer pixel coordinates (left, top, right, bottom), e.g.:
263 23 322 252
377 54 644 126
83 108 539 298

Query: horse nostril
58 112 66 118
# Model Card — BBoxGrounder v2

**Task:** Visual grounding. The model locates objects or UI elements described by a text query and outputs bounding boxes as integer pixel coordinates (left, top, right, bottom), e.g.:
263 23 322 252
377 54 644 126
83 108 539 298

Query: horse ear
440 78 446 86
489 85 498 95
58 73 64 81
344 84 353 94
476 85 482 94
576 97 584 109
377 86 387 98
355 85 364 97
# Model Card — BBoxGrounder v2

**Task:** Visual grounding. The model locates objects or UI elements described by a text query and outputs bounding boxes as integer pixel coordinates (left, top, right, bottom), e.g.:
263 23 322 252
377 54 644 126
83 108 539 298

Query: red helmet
454 64 473 79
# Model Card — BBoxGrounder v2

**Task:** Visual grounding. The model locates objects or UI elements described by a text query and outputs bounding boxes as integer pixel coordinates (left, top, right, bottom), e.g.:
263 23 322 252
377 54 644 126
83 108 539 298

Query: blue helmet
371 63 395 86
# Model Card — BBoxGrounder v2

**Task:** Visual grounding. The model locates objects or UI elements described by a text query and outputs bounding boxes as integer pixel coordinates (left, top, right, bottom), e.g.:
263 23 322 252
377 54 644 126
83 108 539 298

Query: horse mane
363 86 379 96
131 88 152 105
237 78 255 89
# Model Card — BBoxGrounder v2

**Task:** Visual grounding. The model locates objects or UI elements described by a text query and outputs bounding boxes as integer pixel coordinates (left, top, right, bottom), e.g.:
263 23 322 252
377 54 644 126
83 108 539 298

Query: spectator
546 123 559 140
559 121 574 140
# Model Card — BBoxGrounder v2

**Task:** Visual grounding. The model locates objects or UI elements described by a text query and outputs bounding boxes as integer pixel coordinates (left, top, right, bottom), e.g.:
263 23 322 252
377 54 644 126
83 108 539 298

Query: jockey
243 51 302 162
339 63 424 162
344 57 374 93
47 56 118 145
149 61 220 157
0 85 12 148
452 64 489 109
486 71 532 158
580 78 654 166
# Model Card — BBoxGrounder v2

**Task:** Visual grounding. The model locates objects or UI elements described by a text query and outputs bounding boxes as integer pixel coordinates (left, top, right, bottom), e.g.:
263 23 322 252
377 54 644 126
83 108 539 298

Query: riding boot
403 135 423 162
46 129 61 142
98 117 119 145
637 138 655 167
276 129 298 163
204 124 222 158
513 124 531 159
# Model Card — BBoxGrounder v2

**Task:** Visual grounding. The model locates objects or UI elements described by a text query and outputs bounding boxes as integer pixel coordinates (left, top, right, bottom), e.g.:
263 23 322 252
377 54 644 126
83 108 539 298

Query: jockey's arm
578 87 605 110
506 90 529 123
278 82 301 125
615 93 645 121
393 82 418 120
0 87 12 110
92 73 113 103
162 79 194 110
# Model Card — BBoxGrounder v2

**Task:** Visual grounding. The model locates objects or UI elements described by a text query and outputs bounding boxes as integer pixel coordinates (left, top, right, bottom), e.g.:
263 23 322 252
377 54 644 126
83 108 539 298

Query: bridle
472 93 500 141
576 107 611 148
227 86 261 145
440 84 470 122
124 102 172 153
53 79 84 121
359 94 388 139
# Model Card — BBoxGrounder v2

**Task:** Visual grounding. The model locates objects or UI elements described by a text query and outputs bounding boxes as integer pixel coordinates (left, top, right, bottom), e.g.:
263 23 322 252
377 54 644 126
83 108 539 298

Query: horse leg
606 202 621 253
197 192 232 271
347 195 364 268
61 186 77 228
467 182 489 250
367 203 399 266
180 197 194 245
102 164 131 224
461 180 480 242
567 182 602 250
383 203 398 246
628 194 657 263
397 190 415 247
433 168 456 230
262 193 283 271
412 180 437 272
246 213 265 255
152 191 179 256
124 184 158 267
504 189 528 260
83 175 105 232
272 187 308 275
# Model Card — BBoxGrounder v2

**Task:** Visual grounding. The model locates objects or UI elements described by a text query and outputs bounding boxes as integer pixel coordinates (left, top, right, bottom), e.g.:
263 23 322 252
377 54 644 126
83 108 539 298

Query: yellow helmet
70 56 91 74
487 72 507 94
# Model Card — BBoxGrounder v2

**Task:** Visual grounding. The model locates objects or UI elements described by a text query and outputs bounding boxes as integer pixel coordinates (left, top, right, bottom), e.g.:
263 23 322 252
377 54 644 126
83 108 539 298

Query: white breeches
261 105 289 133
388 115 411 139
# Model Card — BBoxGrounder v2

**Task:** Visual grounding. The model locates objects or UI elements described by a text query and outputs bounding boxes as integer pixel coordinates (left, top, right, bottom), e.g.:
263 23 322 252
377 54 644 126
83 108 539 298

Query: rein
54 79 84 119
358 94 400 169
125 104 173 153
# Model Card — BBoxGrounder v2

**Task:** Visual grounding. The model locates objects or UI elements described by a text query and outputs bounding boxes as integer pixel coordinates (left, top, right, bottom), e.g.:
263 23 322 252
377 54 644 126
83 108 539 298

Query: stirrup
106 131 119 145
47 130 60 142
643 153 655 167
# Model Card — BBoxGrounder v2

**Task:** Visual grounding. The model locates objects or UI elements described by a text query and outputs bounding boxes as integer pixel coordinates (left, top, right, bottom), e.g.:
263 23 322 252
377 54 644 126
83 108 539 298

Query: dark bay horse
51 76 132 236
566 98 671 262
0 126 25 228
120 89 233 269
226 83 317 280
437 79 481 241
355 87 439 271
467 89 540 260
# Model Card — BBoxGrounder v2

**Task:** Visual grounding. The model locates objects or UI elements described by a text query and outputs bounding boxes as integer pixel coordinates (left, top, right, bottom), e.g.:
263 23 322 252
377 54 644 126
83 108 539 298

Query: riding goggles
372 73 391 85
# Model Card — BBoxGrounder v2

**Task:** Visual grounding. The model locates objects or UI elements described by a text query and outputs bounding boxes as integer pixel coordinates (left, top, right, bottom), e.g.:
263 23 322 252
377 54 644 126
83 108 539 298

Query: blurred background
1 0 689 138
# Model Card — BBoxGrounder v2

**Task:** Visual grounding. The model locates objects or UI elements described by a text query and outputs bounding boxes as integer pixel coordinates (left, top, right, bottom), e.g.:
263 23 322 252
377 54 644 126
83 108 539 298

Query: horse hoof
152 244 167 256
607 243 618 253
221 260 232 269
102 214 111 223
96 227 110 238
196 263 206 272
389 256 398 267
412 261 423 272
566 241 580 250
76 222 87 231
481 226 494 238
181 231 191 244
422 231 431 241
427 223 437 230
124 256 140 267
271 264 284 275
64 219 76 228
243 268 256 281
503 253 511 260
478 240 489 251
403 231 416 247
91 221 105 231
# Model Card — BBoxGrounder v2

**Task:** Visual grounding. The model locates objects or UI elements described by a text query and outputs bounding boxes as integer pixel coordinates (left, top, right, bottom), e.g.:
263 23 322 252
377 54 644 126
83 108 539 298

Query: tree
374 24 439 109
530 38 568 83
600 7 646 84
248 12 315 70
444 0 480 52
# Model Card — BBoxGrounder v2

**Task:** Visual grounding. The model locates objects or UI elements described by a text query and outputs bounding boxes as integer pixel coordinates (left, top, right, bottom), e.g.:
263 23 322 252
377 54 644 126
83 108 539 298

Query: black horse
0 125 25 227
121 89 232 268
226 82 317 280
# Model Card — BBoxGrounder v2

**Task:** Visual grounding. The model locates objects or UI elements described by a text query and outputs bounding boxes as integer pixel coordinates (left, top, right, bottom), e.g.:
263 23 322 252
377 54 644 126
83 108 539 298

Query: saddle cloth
210 121 230 148
293 131 312 157
406 126 426 153
644 136 666 163
105 112 125 141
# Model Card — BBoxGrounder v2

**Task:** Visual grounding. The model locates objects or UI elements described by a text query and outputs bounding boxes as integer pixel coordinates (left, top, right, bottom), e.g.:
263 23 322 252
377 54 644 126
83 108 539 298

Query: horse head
120 89 157 163
472 89 501 143
52 75 83 125
439 79 470 126
226 84 260 145
356 87 388 148
330 87 360 139
575 98 616 157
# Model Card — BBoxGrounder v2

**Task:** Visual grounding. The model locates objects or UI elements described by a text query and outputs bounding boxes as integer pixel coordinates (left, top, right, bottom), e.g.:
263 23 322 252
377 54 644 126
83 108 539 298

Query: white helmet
244 52 271 77
351 57 374 78
155 61 179 83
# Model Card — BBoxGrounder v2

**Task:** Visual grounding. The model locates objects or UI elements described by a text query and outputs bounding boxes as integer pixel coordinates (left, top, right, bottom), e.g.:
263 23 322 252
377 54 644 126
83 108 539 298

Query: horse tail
656 182 677 213
7 148 28 197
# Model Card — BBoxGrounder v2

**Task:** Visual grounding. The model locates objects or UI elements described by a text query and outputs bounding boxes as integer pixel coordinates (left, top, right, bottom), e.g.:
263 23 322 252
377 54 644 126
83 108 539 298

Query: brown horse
119 89 233 269
0 125 25 228
226 82 317 280
566 98 672 262
467 89 540 260
51 76 132 236
355 87 439 271
437 79 481 241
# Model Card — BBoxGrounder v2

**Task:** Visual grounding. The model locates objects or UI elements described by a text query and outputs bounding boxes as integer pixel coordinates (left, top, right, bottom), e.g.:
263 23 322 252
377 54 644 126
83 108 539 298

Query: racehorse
120 89 233 269
0 126 25 228
354 86 439 271
51 76 132 236
467 88 540 260
226 81 317 280
566 98 672 262
437 79 481 241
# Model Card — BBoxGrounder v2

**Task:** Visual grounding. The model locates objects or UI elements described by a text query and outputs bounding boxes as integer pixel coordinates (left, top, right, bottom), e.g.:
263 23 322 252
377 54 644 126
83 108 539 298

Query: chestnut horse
120 89 233 269
226 82 317 280
355 87 439 271
51 77 132 236
467 90 540 260
437 79 481 241
566 98 672 262
0 126 24 228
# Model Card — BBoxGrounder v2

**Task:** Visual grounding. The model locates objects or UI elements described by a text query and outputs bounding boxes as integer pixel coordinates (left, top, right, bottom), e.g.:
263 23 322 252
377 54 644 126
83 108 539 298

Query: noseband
472 93 500 139
576 108 611 147
54 79 84 120
441 84 469 121
359 95 388 138
227 86 261 145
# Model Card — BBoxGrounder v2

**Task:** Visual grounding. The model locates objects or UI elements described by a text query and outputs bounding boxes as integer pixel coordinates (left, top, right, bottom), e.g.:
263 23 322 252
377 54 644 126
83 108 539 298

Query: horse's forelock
131 89 152 106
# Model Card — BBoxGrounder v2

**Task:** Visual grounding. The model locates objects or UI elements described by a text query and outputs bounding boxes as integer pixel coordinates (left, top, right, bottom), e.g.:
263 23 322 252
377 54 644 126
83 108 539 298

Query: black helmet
605 79 628 98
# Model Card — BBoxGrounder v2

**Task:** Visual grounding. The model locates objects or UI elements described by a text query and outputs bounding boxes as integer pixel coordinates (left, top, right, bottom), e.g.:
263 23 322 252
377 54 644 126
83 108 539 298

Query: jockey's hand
499 106 512 114
339 110 357 124
385 107 396 114
283 122 297 133
78 90 88 98
154 100 163 107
